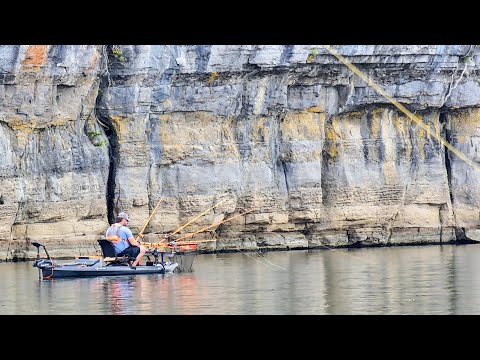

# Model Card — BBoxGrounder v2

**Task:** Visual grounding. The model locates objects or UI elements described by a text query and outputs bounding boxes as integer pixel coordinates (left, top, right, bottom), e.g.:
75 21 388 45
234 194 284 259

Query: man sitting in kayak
105 212 147 267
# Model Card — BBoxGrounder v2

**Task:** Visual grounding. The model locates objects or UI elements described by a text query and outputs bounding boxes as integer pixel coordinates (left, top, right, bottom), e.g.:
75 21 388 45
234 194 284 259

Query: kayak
33 257 178 279
32 241 178 279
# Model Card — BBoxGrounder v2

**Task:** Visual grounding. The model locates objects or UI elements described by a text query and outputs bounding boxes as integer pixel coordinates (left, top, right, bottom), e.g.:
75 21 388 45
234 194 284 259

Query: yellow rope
321 45 480 172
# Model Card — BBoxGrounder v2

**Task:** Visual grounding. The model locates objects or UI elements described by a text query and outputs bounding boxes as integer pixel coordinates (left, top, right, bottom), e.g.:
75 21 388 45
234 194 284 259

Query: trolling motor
32 241 53 269
150 247 158 265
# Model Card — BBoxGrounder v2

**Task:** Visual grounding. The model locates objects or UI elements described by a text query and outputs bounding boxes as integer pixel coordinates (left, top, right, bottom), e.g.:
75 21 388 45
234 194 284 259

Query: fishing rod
174 208 254 242
135 195 164 242
140 241 207 249
141 208 253 249
158 199 226 243
173 239 216 244
171 209 287 270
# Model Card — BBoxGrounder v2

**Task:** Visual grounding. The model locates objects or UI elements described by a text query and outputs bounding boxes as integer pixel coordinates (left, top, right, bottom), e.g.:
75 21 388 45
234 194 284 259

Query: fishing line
317 243 370 262
219 222 287 270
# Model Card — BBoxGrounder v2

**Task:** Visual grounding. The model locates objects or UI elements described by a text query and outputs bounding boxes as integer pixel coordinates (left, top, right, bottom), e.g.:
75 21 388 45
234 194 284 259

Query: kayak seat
97 239 135 266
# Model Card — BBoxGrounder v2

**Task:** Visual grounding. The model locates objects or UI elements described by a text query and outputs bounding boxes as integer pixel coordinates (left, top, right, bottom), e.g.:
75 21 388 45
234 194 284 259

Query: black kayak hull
36 259 178 279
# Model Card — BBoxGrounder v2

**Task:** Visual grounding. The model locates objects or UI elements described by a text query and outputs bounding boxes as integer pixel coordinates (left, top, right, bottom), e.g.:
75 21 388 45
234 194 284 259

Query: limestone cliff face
0 45 107 259
1 45 479 260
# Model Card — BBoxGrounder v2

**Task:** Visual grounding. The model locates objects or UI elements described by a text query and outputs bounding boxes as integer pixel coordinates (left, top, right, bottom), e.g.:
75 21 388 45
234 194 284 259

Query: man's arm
128 235 140 246
124 227 140 246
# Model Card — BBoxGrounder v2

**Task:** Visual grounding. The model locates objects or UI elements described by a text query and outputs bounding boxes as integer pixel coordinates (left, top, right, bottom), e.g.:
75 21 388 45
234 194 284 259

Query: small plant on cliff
462 55 475 66
88 130 108 148
88 131 102 140
111 46 126 62
208 71 219 84
306 48 318 63
96 140 108 148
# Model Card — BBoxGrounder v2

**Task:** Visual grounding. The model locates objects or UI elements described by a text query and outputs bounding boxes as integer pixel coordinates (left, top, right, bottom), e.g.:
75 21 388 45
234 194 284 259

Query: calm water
2 243 480 315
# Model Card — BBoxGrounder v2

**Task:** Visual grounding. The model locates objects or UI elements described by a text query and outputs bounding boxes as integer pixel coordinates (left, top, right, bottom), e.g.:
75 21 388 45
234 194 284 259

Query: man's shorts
118 246 140 259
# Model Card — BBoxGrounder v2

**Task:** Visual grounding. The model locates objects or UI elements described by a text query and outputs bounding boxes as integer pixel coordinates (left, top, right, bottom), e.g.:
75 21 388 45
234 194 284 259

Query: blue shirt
111 226 133 254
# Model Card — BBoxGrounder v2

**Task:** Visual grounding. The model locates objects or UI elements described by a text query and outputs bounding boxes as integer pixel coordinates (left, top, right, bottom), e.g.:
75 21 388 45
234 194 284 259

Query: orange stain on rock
87 48 98 70
22 45 49 66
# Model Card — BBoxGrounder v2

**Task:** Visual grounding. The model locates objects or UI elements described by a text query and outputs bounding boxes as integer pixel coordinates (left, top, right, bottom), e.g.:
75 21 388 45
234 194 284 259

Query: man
105 211 147 267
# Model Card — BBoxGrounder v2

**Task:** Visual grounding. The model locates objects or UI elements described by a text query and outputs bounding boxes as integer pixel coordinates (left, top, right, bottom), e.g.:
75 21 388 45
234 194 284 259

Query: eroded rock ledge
1 45 479 261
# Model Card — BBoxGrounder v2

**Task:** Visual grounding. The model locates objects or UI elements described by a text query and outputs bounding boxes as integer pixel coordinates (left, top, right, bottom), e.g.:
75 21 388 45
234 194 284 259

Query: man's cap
117 212 130 221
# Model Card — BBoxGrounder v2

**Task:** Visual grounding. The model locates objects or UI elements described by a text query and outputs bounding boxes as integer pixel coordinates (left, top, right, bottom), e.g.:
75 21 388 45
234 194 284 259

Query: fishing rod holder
145 247 168 266
32 241 54 269
31 241 51 259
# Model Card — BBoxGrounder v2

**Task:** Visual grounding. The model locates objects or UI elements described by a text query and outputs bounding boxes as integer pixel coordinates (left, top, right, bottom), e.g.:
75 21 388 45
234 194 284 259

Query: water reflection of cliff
6 245 480 314
101 278 134 315
101 274 199 315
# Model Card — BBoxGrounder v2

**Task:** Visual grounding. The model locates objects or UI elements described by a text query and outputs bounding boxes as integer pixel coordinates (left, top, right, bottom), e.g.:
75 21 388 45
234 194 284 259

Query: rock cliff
1 45 479 260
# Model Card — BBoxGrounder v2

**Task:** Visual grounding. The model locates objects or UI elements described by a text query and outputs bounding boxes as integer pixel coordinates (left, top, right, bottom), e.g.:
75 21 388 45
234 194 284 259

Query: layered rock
1 45 479 260
0 45 107 259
